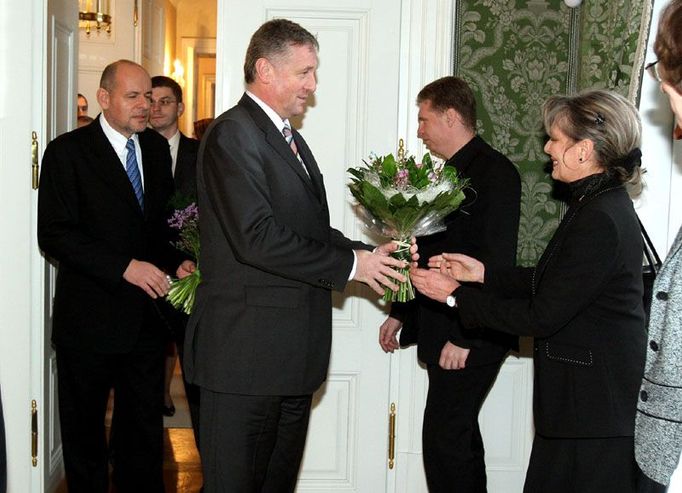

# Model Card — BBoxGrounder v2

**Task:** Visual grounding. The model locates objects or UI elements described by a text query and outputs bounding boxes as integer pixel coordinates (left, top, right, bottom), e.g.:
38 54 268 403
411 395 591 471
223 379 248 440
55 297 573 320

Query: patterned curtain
454 0 653 266
577 0 653 101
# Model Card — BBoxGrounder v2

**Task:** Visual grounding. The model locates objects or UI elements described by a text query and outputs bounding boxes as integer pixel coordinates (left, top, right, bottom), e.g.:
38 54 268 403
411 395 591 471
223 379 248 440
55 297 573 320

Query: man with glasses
150 75 201 448
150 76 199 197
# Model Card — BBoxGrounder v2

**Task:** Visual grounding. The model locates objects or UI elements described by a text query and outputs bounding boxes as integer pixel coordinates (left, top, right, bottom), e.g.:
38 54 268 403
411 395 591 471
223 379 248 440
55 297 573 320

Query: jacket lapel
239 94 322 201
89 116 144 216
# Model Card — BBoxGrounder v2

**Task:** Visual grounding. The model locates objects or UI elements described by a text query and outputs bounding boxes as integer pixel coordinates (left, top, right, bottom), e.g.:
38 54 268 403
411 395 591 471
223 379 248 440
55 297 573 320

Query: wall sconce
564 0 583 6
79 0 112 36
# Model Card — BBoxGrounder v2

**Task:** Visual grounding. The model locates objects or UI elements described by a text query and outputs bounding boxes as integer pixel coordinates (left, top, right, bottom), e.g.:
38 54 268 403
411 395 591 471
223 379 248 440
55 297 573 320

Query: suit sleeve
448 158 520 347
484 265 534 298
37 139 132 290
457 208 620 337
201 118 355 290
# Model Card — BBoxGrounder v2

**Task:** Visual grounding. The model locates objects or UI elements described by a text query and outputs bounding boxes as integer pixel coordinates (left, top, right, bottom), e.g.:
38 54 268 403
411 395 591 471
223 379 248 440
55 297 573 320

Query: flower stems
382 239 415 302
167 267 201 314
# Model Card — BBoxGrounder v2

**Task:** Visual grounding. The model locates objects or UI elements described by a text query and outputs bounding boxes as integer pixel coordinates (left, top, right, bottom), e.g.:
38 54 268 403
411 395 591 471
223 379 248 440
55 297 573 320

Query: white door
43 0 79 490
0 0 76 490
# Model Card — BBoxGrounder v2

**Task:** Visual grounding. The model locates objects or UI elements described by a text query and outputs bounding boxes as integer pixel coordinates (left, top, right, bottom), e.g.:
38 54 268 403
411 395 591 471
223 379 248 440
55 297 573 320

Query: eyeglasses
150 97 177 107
645 60 662 83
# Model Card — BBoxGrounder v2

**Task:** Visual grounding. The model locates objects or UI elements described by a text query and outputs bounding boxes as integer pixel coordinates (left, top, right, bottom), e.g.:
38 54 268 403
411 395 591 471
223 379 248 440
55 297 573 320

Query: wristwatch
446 289 458 308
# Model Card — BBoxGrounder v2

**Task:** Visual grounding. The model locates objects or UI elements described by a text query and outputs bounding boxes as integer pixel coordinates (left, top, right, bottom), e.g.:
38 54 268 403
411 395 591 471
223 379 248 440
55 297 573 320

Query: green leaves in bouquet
407 153 433 189
379 154 398 188
348 178 391 222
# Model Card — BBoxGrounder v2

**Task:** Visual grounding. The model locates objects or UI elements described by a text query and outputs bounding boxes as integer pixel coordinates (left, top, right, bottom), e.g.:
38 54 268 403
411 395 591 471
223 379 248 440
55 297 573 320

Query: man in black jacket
379 76 521 492
38 60 187 493
150 75 201 442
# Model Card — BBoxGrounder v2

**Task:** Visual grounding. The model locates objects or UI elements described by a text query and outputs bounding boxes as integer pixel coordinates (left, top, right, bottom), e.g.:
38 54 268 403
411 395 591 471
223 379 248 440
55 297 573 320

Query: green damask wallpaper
578 0 651 99
454 0 651 266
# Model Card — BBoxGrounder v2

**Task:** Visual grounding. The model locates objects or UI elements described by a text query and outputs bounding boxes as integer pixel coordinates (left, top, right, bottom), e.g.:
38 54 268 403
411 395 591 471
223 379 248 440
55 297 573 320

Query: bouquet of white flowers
348 140 468 302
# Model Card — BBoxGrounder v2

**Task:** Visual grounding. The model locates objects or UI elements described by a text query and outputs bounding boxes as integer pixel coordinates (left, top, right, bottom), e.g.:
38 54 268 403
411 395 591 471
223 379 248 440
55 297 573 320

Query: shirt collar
245 91 289 133
168 129 181 150
99 113 140 158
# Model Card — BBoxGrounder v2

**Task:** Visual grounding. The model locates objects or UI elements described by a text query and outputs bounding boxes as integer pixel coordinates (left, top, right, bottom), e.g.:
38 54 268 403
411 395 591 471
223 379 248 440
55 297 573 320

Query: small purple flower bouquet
166 202 201 314
347 140 468 302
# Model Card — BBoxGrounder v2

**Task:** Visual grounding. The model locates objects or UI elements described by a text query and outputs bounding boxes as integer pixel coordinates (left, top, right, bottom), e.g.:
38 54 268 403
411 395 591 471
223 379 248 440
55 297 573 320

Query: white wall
637 0 682 256
78 0 141 118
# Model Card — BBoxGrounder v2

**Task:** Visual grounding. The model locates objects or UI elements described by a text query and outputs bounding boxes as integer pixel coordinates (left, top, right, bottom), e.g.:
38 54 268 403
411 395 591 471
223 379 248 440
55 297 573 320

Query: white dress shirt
99 114 144 188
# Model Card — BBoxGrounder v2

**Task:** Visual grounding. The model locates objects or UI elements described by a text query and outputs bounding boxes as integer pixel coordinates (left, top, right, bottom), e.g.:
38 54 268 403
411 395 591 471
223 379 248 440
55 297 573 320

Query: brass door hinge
388 402 396 469
31 131 39 189
31 399 38 466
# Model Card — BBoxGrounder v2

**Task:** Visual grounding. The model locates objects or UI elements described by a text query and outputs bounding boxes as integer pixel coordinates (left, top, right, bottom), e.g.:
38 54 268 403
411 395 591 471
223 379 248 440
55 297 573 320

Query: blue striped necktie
125 139 144 210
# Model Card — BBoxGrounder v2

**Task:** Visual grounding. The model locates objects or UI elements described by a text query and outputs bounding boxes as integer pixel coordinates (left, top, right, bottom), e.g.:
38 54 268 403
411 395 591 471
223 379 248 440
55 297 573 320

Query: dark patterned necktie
125 139 144 210
282 123 298 156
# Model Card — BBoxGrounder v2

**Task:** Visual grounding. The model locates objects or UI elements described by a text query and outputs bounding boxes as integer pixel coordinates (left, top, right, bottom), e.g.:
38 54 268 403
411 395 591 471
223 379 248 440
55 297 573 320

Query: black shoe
163 404 176 417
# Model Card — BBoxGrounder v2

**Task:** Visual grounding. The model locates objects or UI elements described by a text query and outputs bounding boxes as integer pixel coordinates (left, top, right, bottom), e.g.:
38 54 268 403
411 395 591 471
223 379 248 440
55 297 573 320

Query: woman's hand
410 267 460 303
428 253 485 284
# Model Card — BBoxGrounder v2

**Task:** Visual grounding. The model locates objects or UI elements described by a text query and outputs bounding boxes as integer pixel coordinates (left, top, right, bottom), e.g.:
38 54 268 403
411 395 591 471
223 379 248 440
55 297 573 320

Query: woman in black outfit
411 89 647 493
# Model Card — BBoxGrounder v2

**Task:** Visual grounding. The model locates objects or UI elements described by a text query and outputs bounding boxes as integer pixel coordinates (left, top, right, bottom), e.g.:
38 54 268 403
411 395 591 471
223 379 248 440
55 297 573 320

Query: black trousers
56 334 165 493
637 466 667 493
524 433 638 493
200 389 312 493
423 361 503 493
173 314 201 448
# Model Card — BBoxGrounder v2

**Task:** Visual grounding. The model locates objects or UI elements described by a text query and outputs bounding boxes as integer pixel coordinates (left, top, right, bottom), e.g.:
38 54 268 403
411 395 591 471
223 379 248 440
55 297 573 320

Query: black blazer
174 133 199 198
457 174 647 437
394 136 521 366
37 116 178 353
184 94 366 396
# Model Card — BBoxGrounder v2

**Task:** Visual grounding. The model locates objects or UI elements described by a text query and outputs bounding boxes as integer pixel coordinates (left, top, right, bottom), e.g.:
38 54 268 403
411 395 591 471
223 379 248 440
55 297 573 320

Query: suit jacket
394 135 520 366
184 94 366 396
636 225 682 485
174 133 199 198
457 174 647 438
37 116 179 353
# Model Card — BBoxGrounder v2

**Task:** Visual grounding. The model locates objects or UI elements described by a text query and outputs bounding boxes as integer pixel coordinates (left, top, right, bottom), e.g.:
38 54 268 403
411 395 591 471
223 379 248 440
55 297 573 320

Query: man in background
38 60 187 492
379 76 521 492
150 75 199 197
150 74 201 443
77 93 88 117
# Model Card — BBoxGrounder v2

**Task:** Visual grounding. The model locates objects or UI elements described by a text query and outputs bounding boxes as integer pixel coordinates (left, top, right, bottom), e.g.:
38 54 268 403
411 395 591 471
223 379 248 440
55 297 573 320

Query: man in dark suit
379 76 521 492
150 75 201 440
38 59 188 493
183 19 412 492
150 75 199 197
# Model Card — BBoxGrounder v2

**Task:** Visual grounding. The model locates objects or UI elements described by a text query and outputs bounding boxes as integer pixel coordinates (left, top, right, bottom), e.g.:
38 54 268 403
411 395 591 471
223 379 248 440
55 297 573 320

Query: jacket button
640 390 648 402
649 340 659 351
656 291 669 301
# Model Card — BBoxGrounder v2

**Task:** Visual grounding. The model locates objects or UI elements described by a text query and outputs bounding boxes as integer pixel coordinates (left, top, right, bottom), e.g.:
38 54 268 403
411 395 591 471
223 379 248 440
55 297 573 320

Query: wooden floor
56 427 203 493
163 428 203 493
57 365 203 492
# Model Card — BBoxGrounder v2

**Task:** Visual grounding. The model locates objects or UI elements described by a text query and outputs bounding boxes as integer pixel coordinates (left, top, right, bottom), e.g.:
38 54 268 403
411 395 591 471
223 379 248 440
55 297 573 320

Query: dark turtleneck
566 172 622 206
